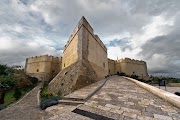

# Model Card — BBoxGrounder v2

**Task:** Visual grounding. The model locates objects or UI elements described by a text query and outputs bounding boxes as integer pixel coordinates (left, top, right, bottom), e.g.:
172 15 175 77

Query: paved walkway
1 76 180 120
0 84 44 120
45 76 180 120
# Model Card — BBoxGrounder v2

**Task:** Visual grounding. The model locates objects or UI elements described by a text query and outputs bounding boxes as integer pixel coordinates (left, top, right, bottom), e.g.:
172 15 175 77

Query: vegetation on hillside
149 75 180 84
0 64 38 110
117 71 180 83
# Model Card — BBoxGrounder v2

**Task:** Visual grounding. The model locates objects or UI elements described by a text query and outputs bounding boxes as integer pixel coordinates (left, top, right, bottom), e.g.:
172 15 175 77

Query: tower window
64 63 65 67
37 69 39 72
103 62 105 68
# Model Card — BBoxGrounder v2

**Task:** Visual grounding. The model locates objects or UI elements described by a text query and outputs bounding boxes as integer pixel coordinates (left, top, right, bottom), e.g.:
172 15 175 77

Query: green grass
2 86 35 106
4 90 16 105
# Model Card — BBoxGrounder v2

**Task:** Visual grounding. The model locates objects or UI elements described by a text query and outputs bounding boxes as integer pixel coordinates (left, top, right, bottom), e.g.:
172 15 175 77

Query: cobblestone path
0 84 44 120
45 76 180 120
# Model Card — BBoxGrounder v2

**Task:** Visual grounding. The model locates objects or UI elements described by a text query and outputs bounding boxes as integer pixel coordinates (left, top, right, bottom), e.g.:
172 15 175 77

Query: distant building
12 65 24 70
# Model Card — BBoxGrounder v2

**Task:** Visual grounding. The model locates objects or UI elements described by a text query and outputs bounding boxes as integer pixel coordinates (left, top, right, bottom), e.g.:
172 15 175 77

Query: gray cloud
0 0 180 77
139 12 180 77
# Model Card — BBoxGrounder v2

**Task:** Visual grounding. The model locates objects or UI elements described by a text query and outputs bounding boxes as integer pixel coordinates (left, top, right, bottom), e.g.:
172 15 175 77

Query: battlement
27 55 61 63
109 58 146 64
108 58 116 63
120 58 146 64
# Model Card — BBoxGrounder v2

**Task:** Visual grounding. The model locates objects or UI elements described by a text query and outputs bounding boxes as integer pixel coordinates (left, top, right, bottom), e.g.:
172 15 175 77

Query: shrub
175 92 180 96
0 76 17 88
14 87 22 100
40 96 60 110
130 74 139 80
28 76 38 85
119 72 126 76
0 104 7 110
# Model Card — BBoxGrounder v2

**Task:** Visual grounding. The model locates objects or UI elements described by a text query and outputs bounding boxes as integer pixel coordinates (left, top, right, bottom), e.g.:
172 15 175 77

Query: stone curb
85 78 109 101
63 78 108 101
123 76 180 109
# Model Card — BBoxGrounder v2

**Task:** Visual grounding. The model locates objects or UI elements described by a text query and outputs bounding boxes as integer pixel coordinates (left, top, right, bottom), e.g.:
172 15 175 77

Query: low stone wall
124 77 180 109
169 83 180 87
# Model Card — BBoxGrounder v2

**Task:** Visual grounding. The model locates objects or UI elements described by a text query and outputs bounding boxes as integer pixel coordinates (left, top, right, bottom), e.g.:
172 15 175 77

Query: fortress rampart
108 58 148 79
25 55 62 81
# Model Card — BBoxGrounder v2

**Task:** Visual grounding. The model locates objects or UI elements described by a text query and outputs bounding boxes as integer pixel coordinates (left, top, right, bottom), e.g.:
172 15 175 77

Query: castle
25 17 148 95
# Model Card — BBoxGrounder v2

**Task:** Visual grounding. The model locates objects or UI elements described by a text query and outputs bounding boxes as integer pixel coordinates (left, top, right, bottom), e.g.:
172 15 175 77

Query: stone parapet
124 77 180 109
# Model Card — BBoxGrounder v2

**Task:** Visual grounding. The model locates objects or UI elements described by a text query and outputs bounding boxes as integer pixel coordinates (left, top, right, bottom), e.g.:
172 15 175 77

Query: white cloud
0 0 180 77
107 46 141 60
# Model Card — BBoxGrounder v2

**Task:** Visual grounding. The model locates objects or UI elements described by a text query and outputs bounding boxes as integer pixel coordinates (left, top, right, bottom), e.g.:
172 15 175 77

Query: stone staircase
58 78 108 106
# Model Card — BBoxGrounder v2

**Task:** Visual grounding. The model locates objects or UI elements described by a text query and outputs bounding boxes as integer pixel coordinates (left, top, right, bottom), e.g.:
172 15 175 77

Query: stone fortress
25 16 148 95
25 55 62 81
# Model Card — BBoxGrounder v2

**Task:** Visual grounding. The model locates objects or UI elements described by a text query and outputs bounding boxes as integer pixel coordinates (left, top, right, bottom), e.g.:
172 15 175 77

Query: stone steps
58 78 108 106
58 99 85 105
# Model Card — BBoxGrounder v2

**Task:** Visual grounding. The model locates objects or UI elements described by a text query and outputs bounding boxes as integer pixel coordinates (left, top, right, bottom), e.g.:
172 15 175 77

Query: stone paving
79 76 180 120
0 84 44 120
0 76 180 120
45 76 180 120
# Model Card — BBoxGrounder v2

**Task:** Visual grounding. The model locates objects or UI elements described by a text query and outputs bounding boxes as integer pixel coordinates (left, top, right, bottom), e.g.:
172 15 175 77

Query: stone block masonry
108 58 149 80
25 55 62 82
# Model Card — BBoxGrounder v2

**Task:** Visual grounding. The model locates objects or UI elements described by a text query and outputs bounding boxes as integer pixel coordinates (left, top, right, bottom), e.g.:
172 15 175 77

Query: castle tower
48 17 108 95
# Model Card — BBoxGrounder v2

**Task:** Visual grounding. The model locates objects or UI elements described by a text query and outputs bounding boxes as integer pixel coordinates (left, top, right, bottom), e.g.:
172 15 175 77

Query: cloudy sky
0 0 180 77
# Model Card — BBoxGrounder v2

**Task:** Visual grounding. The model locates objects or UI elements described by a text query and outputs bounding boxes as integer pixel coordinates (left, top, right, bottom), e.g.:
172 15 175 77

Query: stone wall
25 55 61 81
78 17 108 78
62 25 79 70
120 58 148 79
108 59 116 75
108 58 149 79
62 16 108 78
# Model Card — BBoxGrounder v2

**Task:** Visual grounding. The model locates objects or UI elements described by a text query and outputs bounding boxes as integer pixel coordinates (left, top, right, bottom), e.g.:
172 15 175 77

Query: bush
0 104 7 110
14 87 22 100
0 76 17 88
130 74 139 80
28 76 38 85
175 92 180 96
119 72 126 76
40 96 60 110
40 86 53 99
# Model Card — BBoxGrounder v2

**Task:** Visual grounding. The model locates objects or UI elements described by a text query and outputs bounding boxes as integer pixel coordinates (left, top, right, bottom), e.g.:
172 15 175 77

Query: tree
0 64 14 76
14 87 22 100
0 65 7 76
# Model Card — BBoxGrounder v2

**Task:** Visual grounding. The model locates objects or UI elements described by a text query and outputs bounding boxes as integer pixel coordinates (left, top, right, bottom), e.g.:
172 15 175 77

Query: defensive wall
108 58 148 79
62 16 108 78
25 55 62 81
